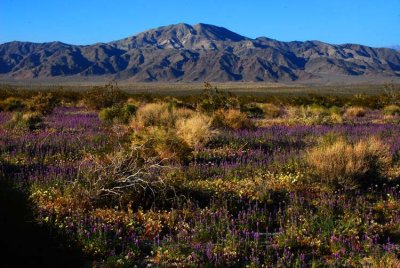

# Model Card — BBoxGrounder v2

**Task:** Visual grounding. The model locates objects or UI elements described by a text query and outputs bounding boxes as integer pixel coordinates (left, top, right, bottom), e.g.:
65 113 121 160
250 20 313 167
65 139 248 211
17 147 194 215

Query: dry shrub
383 105 400 116
241 103 264 118
212 109 254 130
176 114 214 147
0 97 25 112
134 103 174 128
174 107 195 120
132 127 192 164
307 137 391 188
22 112 43 129
361 254 400 268
132 102 200 162
80 146 170 207
260 103 282 118
26 93 58 115
6 112 43 131
134 103 196 129
344 106 366 117
329 113 343 124
285 106 342 125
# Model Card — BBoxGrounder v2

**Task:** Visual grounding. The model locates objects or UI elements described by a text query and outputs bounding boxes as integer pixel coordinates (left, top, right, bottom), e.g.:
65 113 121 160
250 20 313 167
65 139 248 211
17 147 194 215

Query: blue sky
1 0 399 47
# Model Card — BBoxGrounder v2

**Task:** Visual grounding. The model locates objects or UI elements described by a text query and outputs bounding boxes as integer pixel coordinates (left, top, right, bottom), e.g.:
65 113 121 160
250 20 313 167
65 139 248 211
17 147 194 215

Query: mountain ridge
1 23 400 82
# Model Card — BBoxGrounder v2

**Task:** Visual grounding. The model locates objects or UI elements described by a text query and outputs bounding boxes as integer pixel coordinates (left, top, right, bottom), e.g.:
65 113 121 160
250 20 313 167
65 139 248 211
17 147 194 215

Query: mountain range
1 23 400 83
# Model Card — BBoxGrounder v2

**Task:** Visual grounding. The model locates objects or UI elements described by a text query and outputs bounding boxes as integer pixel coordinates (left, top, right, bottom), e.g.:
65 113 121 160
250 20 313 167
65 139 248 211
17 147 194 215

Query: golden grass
212 109 254 130
176 114 213 148
344 106 366 117
259 103 282 118
134 103 174 128
307 137 391 188
361 254 400 268
383 104 400 116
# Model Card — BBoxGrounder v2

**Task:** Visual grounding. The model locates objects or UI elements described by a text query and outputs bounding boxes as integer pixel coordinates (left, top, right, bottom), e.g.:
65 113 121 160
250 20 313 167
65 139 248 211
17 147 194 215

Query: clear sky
1 0 399 47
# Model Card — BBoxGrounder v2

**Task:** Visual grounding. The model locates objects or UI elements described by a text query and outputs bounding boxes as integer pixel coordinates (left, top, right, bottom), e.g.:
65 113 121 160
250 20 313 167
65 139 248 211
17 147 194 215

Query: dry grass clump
212 109 254 130
6 112 43 131
174 108 196 120
132 102 211 163
284 106 343 125
329 113 343 124
344 106 366 117
0 97 25 112
134 103 175 128
307 136 391 188
26 93 58 115
260 103 282 118
176 114 214 147
132 126 192 163
134 103 195 129
361 254 400 268
383 104 400 116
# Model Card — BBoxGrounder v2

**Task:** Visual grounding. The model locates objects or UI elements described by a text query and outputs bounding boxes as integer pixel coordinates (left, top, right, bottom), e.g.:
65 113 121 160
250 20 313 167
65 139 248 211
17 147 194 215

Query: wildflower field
1 83 400 267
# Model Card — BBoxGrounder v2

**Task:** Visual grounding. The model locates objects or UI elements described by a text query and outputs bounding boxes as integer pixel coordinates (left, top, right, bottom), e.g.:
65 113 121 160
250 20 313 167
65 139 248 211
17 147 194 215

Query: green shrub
99 103 137 124
328 106 342 115
23 112 44 130
0 97 25 112
306 137 391 189
383 105 400 116
83 83 127 110
240 103 264 118
6 112 43 131
198 82 239 113
99 107 119 123
286 106 342 125
26 93 58 115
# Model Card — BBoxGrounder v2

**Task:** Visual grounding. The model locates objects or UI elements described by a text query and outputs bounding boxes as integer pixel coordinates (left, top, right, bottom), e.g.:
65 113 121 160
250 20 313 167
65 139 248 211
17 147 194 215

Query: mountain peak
110 23 247 50
193 23 247 42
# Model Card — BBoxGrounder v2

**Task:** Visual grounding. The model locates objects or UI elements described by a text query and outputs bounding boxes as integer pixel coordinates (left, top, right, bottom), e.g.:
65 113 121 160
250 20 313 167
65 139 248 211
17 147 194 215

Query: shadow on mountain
0 179 90 268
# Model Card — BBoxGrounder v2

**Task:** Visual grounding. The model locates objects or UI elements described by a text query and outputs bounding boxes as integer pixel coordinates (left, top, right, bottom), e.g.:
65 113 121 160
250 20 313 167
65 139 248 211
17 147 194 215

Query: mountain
1 23 400 82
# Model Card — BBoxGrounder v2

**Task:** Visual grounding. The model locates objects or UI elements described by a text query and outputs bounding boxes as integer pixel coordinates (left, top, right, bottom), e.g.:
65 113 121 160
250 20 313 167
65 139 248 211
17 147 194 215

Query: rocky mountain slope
1 23 399 82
